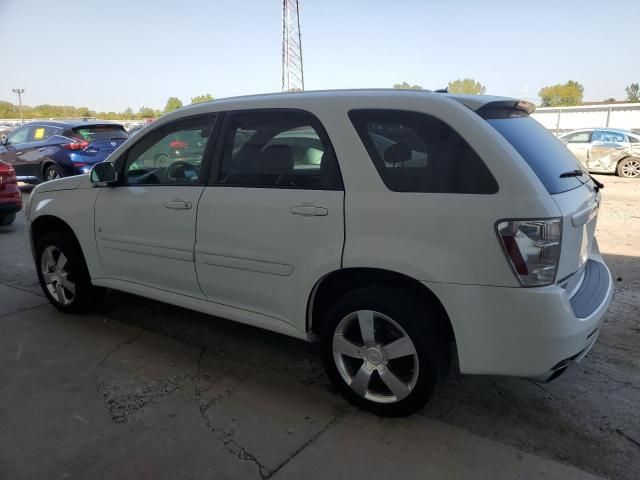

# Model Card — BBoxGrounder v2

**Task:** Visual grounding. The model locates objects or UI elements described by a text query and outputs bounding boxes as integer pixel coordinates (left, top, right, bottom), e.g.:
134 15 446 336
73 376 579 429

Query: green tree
538 80 584 107
123 107 134 118
137 106 156 119
625 83 639 103
447 78 486 95
164 97 183 113
603 98 616 103
393 82 423 90
190 93 214 104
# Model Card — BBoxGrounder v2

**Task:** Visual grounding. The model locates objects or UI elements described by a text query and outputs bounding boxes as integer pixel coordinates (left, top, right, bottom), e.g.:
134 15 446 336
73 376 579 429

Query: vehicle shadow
96 250 639 480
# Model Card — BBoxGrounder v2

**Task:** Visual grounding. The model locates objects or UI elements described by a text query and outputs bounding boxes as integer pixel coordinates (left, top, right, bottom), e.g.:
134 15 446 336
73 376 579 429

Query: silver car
561 128 640 178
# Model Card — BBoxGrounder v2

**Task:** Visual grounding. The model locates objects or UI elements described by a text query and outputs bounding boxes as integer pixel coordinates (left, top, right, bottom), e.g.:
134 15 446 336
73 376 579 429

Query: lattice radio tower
281 0 304 92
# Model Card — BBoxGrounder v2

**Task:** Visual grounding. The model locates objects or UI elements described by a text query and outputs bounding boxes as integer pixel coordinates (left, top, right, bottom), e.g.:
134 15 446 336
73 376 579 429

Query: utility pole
281 0 304 92
12 88 25 124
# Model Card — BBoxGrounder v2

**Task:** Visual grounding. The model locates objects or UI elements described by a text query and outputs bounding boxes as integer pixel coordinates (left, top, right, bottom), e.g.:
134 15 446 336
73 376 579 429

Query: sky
1 0 639 112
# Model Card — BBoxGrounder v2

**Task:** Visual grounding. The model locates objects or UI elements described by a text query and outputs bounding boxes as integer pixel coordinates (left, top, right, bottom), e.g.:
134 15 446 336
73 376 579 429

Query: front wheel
321 286 449 416
36 232 103 313
617 157 640 178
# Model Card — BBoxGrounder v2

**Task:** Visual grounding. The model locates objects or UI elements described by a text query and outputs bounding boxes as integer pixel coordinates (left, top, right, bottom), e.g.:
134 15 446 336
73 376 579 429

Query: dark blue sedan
0 120 128 184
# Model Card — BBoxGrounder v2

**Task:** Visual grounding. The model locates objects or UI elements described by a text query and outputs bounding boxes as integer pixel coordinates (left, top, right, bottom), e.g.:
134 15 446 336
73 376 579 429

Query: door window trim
207 108 344 191
114 113 220 187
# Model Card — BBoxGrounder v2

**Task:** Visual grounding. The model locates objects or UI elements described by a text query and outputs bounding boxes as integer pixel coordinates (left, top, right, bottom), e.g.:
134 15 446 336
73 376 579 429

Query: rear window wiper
559 169 603 191
559 169 584 178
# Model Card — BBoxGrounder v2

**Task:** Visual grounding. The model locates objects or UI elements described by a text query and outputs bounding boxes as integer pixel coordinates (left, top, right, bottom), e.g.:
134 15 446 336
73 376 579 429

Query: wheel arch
307 267 456 344
30 215 83 258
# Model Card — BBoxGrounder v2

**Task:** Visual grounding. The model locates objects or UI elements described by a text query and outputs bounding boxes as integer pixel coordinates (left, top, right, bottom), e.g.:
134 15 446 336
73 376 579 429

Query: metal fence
531 103 640 135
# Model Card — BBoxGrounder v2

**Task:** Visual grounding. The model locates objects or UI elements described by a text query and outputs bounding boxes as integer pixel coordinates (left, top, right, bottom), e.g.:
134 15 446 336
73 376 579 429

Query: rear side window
218 110 342 190
348 109 498 194
72 125 128 142
486 116 584 194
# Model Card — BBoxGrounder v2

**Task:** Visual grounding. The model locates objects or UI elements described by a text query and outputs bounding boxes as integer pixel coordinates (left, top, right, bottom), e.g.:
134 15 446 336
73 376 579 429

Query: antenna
282 0 304 92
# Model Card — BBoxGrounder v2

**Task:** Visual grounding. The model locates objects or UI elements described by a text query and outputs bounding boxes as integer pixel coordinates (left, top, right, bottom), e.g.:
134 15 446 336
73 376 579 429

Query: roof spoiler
476 99 536 118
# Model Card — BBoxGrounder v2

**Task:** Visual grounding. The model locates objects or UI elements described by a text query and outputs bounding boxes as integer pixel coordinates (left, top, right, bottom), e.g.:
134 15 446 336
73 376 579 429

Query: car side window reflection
122 116 216 186
7 127 30 145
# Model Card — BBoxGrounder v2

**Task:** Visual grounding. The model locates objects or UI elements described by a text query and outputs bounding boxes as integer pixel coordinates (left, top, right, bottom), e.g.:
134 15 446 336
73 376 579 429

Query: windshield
72 125 128 142
486 116 585 194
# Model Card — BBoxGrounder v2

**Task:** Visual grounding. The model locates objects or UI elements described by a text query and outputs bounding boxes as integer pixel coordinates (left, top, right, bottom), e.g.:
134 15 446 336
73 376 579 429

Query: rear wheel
617 157 640 178
44 164 64 181
321 286 450 416
0 213 16 226
36 232 103 313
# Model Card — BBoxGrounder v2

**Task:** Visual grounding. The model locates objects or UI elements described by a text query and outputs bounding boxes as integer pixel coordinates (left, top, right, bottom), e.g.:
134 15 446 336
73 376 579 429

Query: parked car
560 128 640 178
0 160 22 225
0 120 129 184
25 90 613 416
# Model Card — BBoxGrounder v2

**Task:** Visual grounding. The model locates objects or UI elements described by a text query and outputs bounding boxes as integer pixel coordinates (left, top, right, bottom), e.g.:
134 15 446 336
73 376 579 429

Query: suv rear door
195 109 344 331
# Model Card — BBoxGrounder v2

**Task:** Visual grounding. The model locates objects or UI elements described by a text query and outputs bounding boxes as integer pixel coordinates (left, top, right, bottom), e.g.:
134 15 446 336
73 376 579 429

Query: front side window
7 126 30 145
563 131 591 143
218 110 342 190
122 115 215 185
349 109 498 194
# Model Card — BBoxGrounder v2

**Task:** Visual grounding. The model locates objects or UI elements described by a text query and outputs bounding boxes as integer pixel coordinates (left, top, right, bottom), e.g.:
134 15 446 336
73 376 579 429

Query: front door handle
290 204 328 216
37 147 46 152
165 200 192 210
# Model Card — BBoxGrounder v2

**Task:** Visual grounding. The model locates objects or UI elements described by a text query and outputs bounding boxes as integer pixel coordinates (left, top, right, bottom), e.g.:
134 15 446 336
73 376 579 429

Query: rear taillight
0 164 17 184
61 140 89 150
169 140 188 149
497 218 562 287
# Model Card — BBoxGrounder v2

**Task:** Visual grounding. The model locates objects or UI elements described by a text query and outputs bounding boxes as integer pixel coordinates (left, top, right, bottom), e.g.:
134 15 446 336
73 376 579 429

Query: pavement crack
265 406 351 478
96 329 144 370
616 428 640 448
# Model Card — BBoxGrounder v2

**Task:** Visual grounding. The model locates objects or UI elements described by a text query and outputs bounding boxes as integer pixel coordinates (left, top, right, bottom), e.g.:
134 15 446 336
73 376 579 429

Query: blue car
0 120 128 184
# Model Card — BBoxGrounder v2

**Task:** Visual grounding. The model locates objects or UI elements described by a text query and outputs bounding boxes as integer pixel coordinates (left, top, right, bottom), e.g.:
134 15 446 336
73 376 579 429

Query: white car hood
32 174 92 193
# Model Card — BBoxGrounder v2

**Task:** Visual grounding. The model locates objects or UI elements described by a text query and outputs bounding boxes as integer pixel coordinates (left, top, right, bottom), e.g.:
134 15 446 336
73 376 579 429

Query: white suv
25 90 613 416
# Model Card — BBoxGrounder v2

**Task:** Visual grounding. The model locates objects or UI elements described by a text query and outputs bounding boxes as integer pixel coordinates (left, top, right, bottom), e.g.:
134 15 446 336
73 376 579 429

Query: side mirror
0 135 7 146
90 162 117 186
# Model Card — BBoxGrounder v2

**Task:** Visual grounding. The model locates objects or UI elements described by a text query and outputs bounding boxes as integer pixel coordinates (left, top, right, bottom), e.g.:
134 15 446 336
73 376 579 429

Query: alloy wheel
621 159 640 178
46 168 61 180
40 245 75 306
332 310 419 403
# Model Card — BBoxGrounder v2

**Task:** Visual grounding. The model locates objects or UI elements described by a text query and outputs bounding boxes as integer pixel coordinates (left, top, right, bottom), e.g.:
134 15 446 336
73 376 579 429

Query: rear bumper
425 251 613 378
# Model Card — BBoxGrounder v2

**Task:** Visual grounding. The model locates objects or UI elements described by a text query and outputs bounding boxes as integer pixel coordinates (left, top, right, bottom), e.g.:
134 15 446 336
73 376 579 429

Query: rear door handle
37 147 46 152
165 200 192 210
290 204 328 216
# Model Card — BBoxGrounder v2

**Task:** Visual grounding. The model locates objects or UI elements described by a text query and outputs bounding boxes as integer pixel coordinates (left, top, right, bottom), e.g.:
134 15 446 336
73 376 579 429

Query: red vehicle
0 160 22 225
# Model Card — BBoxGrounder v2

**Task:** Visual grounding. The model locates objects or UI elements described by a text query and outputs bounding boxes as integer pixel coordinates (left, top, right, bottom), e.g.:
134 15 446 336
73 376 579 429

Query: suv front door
0 125 34 179
94 115 217 296
195 109 344 331
563 130 592 167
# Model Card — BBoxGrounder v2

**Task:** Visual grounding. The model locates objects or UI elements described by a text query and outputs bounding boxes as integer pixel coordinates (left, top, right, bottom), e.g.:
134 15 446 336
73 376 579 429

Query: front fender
28 187 103 279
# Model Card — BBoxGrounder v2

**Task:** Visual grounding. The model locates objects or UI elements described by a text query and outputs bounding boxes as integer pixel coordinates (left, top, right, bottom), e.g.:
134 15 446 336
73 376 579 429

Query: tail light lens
0 164 17 184
61 140 89 150
497 218 562 287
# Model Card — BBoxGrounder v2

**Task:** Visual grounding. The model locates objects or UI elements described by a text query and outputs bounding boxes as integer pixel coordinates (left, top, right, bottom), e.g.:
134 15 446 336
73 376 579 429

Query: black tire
617 157 640 178
0 213 16 226
321 285 450 417
44 163 64 181
35 232 103 313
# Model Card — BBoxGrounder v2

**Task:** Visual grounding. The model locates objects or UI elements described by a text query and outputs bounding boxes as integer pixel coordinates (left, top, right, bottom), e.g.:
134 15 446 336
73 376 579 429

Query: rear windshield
486 116 585 194
72 125 128 142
